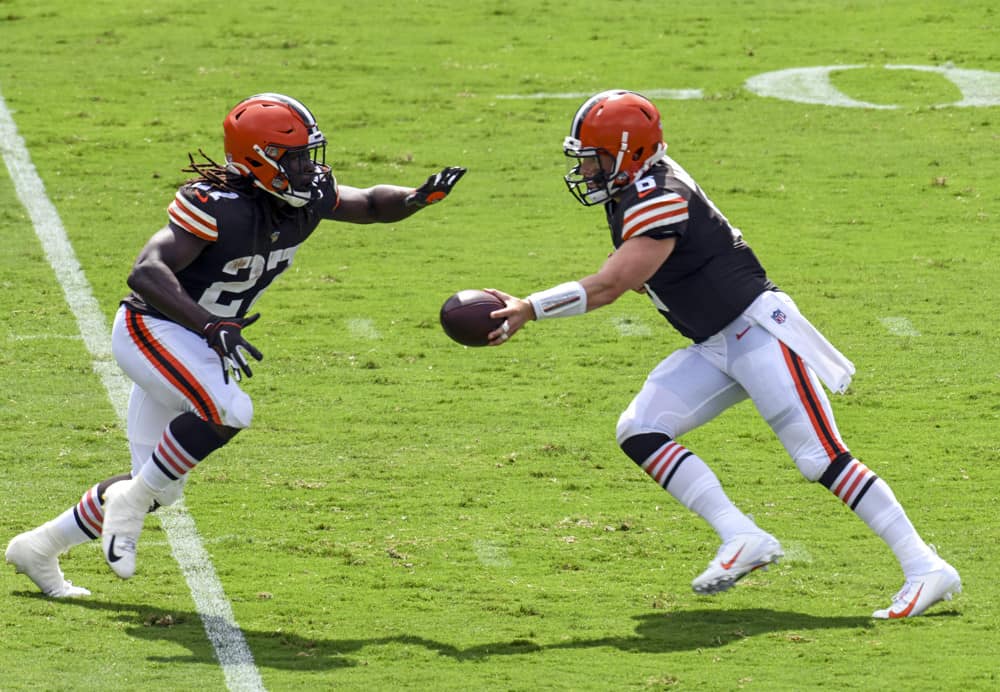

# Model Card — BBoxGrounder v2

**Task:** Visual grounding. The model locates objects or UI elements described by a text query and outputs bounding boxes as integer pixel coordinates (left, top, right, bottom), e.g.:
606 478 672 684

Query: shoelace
891 580 919 605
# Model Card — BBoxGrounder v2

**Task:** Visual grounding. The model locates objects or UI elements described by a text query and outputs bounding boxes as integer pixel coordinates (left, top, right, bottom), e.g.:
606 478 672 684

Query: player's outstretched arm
486 235 676 346
325 166 466 224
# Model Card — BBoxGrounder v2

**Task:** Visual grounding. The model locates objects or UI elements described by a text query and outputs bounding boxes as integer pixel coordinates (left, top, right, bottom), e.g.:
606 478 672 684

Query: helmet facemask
251 140 330 208
563 136 627 207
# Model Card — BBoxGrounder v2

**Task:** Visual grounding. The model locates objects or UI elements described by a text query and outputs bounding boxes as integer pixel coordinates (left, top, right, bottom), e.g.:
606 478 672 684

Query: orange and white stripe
829 458 876 507
641 440 692 488
73 484 104 539
168 191 219 241
622 193 688 241
153 425 200 480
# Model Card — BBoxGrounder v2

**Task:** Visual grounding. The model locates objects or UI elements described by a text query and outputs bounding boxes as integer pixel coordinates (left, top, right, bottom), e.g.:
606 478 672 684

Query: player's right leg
616 347 784 595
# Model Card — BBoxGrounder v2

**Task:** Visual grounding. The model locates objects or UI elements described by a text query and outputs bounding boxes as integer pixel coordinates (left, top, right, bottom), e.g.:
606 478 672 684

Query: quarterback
487 90 960 618
6 93 465 594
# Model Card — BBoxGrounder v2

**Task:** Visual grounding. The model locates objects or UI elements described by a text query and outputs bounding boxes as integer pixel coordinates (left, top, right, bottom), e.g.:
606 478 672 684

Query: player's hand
203 313 263 384
483 289 533 346
404 166 467 207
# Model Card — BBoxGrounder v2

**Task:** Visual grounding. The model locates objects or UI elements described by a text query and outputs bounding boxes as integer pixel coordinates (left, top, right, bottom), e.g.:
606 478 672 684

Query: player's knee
792 451 833 482
219 390 254 429
616 410 672 447
615 409 643 446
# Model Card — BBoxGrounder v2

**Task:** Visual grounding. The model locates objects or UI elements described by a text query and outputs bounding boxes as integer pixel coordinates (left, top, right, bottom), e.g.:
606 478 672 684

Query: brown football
439 289 505 347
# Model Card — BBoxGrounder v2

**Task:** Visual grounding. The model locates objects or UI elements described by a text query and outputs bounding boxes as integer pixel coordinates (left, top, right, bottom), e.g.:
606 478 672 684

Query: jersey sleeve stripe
168 195 218 241
622 196 688 240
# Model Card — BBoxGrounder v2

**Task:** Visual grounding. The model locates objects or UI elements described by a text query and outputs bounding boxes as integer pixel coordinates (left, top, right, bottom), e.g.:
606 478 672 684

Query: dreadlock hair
183 149 249 192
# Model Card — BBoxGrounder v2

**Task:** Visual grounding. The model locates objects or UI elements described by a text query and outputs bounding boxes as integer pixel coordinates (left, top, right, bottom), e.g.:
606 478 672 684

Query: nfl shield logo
770 309 787 324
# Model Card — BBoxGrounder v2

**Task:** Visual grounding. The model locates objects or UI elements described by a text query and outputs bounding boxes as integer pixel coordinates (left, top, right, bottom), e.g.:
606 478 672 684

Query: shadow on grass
20 592 884 670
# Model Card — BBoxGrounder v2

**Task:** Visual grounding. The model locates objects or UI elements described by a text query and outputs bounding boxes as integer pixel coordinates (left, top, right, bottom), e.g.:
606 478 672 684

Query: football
439 289 505 347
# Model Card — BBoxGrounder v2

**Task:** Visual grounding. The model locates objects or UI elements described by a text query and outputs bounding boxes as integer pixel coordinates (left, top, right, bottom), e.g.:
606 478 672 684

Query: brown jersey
606 156 776 341
122 177 339 323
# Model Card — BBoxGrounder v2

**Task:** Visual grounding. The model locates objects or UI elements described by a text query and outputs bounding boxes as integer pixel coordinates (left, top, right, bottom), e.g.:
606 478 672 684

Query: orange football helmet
223 93 331 207
563 90 666 206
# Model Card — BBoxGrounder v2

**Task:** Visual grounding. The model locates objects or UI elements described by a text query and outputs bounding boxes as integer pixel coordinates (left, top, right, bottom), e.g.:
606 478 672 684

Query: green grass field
1 1 998 689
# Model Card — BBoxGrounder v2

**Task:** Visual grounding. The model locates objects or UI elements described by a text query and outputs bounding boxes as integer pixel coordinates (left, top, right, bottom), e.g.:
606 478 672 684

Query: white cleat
872 560 961 619
101 479 152 579
6 529 91 598
692 531 784 595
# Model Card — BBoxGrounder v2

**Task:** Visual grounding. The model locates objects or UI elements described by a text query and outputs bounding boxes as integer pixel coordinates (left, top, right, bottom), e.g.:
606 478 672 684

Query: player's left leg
732 327 960 617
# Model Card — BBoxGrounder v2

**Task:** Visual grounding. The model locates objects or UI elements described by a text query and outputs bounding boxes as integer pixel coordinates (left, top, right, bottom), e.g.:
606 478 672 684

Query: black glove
404 166 467 207
203 314 263 384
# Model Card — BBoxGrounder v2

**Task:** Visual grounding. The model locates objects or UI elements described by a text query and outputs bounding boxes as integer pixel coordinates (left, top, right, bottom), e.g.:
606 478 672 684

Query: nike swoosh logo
888 583 924 618
107 535 124 563
736 326 751 340
720 544 745 570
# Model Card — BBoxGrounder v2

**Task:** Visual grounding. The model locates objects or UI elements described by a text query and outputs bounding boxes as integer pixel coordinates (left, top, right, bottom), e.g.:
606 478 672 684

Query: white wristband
527 281 588 320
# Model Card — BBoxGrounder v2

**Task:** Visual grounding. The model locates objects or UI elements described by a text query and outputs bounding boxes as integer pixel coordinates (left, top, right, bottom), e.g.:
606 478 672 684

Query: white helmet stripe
247 92 317 126
570 89 632 139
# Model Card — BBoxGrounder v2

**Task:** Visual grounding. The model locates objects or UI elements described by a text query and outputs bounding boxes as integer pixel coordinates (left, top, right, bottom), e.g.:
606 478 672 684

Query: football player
486 90 960 619
6 93 466 595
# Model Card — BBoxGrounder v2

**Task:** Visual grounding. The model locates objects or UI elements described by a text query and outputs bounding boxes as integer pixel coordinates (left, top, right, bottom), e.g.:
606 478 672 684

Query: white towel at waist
745 291 855 394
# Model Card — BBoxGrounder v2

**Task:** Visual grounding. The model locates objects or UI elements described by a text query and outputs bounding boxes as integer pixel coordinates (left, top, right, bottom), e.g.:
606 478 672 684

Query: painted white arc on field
745 65 896 109
745 64 1000 108
0 89 266 692
885 64 1000 107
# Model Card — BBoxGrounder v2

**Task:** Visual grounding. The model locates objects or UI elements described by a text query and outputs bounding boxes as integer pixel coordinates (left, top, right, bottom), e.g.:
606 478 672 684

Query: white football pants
617 293 849 482
111 306 254 498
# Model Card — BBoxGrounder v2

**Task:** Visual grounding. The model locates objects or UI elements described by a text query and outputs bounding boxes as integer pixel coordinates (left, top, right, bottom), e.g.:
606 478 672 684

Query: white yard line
495 88 703 100
0 89 265 692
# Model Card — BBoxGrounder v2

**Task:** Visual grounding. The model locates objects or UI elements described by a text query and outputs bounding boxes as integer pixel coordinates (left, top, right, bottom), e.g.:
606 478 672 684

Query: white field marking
745 65 895 109
880 316 921 337
745 64 1000 108
495 88 703 101
8 333 83 341
0 90 265 692
347 317 381 340
612 316 652 337
473 539 512 568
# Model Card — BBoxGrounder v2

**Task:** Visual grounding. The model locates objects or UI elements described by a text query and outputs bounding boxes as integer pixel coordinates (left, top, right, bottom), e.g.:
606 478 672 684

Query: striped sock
33 483 104 551
137 412 230 494
71 483 104 540
621 433 759 540
820 454 938 576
